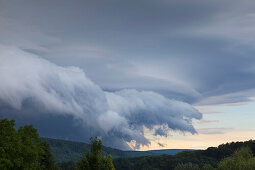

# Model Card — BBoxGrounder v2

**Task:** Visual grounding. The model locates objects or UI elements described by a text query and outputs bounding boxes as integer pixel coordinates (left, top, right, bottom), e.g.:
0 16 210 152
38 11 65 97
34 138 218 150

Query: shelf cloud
0 45 202 149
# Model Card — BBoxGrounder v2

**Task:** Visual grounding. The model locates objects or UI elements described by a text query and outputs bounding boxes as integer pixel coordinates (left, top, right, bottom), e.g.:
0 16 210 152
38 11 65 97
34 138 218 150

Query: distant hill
43 138 193 162
44 138 255 169
113 140 255 170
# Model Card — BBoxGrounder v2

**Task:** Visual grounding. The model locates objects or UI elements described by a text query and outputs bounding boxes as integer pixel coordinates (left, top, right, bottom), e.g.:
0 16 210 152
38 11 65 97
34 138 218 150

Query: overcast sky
1 0 255 149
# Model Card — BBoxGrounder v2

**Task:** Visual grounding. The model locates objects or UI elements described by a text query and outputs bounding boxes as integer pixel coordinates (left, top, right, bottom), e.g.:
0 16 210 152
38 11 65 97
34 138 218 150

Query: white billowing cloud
0 45 202 149
105 90 201 133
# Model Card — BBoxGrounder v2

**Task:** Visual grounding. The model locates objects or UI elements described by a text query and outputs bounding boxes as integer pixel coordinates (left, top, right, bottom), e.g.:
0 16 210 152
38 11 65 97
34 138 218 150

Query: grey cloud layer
1 0 255 149
1 0 255 106
0 45 201 149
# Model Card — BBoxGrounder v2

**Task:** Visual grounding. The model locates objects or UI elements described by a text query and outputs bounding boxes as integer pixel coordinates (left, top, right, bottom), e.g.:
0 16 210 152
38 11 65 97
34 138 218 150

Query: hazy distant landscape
44 137 255 169
44 138 194 162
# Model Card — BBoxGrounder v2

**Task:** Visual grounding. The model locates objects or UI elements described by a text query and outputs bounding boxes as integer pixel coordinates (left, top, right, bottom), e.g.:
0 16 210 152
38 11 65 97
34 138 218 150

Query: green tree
218 147 255 170
201 163 214 170
174 162 200 170
40 142 60 170
0 119 18 169
0 118 58 170
76 137 115 170
59 161 76 170
17 125 43 169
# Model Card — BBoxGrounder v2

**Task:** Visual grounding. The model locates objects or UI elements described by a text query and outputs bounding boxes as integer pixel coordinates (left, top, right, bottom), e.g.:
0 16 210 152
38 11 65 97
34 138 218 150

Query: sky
1 0 255 150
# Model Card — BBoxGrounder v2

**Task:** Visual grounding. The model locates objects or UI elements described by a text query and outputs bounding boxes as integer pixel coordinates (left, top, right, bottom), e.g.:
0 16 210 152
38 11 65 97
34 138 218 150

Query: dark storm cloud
1 0 255 148
0 46 202 149
0 0 254 105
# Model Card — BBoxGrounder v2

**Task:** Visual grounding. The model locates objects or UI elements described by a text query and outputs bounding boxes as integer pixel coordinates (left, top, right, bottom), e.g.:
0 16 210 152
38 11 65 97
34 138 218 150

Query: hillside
43 138 192 162
45 138 255 169
113 140 255 170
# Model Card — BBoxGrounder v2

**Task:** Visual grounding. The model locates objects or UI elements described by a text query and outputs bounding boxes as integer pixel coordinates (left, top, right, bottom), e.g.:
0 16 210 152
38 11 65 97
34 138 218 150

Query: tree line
0 118 115 170
113 140 255 170
2 118 255 170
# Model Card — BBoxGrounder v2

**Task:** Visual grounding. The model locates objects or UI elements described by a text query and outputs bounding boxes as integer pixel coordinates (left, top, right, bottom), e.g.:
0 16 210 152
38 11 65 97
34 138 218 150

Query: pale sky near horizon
139 100 255 150
1 0 255 150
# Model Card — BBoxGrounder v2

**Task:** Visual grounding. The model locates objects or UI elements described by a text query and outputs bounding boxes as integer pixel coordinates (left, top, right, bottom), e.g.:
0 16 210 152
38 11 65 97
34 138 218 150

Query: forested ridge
2 118 255 170
44 138 192 162
113 140 255 170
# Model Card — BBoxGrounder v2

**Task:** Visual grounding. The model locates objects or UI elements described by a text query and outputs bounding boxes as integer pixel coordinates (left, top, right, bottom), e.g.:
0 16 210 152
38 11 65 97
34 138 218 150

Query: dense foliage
113 140 255 170
76 137 115 170
2 117 255 170
0 118 58 170
58 161 76 170
218 147 255 170
174 162 200 170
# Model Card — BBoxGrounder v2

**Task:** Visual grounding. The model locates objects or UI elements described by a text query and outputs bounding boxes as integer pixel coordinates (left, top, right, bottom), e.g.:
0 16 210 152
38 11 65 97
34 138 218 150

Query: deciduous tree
76 137 115 170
